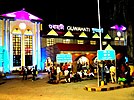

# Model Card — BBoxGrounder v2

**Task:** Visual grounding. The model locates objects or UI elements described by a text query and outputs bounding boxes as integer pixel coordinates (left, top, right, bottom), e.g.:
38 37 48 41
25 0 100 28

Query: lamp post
97 0 103 87
97 0 102 50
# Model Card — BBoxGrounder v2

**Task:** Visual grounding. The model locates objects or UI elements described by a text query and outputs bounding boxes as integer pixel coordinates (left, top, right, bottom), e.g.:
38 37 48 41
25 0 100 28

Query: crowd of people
20 65 38 81
18 56 133 85
45 61 96 84
103 61 132 85
45 58 133 85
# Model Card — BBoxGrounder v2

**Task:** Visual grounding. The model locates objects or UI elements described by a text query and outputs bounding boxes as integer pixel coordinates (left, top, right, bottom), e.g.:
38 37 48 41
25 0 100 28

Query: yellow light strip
47 29 58 36
2 20 4 46
64 31 73 37
79 32 87 37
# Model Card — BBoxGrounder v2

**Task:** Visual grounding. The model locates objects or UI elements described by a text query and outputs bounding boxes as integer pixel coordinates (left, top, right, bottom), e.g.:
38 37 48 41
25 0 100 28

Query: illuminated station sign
48 24 106 34
48 24 90 32
48 24 64 30
67 26 90 32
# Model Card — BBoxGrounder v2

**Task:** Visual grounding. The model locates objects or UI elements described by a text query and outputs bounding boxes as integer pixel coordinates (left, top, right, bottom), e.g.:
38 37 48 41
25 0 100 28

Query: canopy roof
1 8 42 21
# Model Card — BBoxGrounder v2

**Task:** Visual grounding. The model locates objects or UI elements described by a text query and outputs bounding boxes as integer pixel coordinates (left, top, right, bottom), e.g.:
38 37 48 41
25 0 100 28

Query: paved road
0 74 134 100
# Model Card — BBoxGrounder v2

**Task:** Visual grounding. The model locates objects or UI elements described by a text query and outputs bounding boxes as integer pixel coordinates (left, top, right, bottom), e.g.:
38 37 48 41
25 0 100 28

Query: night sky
0 0 133 30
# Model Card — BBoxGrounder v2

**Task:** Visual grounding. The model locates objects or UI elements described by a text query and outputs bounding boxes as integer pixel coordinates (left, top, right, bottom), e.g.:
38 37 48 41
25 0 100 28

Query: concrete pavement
84 81 134 92
2 72 47 80
1 72 134 92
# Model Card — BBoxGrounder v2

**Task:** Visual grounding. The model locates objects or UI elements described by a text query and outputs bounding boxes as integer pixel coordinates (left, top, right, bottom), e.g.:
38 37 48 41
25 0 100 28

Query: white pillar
32 23 37 66
3 19 10 73
10 32 13 71
21 34 25 66
37 23 41 70
33 33 36 66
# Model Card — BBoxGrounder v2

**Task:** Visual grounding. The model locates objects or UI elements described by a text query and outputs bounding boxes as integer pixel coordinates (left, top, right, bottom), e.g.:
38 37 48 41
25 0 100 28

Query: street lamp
117 31 121 45
97 0 102 50
19 23 26 30
97 0 103 87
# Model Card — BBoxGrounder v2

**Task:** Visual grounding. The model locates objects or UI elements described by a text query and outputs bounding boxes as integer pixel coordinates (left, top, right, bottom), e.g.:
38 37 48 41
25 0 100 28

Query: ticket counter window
13 35 21 66
25 35 33 66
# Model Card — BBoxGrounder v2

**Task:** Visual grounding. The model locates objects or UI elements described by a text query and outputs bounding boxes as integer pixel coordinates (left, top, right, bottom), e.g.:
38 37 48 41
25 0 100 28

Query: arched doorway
75 55 89 65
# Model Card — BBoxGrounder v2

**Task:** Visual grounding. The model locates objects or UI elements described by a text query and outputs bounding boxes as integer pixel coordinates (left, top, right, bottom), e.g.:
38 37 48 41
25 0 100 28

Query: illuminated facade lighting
110 25 126 31
2 8 42 21
0 9 43 73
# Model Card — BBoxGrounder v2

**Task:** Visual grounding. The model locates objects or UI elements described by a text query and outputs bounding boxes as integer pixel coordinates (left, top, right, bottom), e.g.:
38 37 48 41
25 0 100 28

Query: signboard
48 24 64 30
56 54 72 63
92 28 103 33
67 26 90 32
97 50 115 60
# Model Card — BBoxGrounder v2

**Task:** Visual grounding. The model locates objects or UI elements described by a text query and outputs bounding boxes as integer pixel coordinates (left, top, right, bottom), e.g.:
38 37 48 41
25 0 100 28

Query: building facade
41 23 128 69
0 9 43 73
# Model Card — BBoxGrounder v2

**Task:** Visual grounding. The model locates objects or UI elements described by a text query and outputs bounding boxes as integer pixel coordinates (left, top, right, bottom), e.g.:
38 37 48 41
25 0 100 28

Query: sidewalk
1 73 134 92
0 72 48 80
84 81 134 92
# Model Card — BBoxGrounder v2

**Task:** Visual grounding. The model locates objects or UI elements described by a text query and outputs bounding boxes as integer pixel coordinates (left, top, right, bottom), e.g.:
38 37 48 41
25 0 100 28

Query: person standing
31 66 36 81
22 66 28 80
64 62 70 83
22 66 25 80
104 64 110 83
125 63 131 85
35 65 38 77
56 64 61 83
110 64 116 83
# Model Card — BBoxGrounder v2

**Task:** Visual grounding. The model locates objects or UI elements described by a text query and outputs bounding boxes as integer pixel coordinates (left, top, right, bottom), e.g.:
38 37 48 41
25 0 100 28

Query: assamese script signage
48 24 64 30
48 24 90 32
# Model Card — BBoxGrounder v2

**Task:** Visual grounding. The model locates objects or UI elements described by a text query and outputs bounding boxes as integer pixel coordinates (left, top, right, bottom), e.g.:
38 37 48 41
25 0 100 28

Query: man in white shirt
104 65 110 83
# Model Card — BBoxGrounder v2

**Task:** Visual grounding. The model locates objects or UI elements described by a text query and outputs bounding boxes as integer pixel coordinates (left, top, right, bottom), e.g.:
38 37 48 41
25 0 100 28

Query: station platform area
84 81 134 92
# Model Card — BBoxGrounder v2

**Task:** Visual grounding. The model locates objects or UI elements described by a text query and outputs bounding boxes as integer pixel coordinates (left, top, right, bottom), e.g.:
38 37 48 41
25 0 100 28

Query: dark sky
0 0 133 29
0 1 104 27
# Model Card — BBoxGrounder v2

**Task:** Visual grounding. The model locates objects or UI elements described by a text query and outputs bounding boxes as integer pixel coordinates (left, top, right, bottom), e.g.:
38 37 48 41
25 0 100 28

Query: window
90 40 96 45
63 39 70 44
77 40 84 44
25 35 33 66
114 37 124 46
114 40 124 46
55 38 62 43
114 40 119 45
102 41 107 45
13 35 21 66
47 38 55 46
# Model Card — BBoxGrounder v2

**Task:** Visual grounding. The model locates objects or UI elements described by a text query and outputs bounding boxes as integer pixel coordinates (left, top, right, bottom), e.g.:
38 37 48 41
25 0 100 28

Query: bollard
101 81 104 86
120 82 124 85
